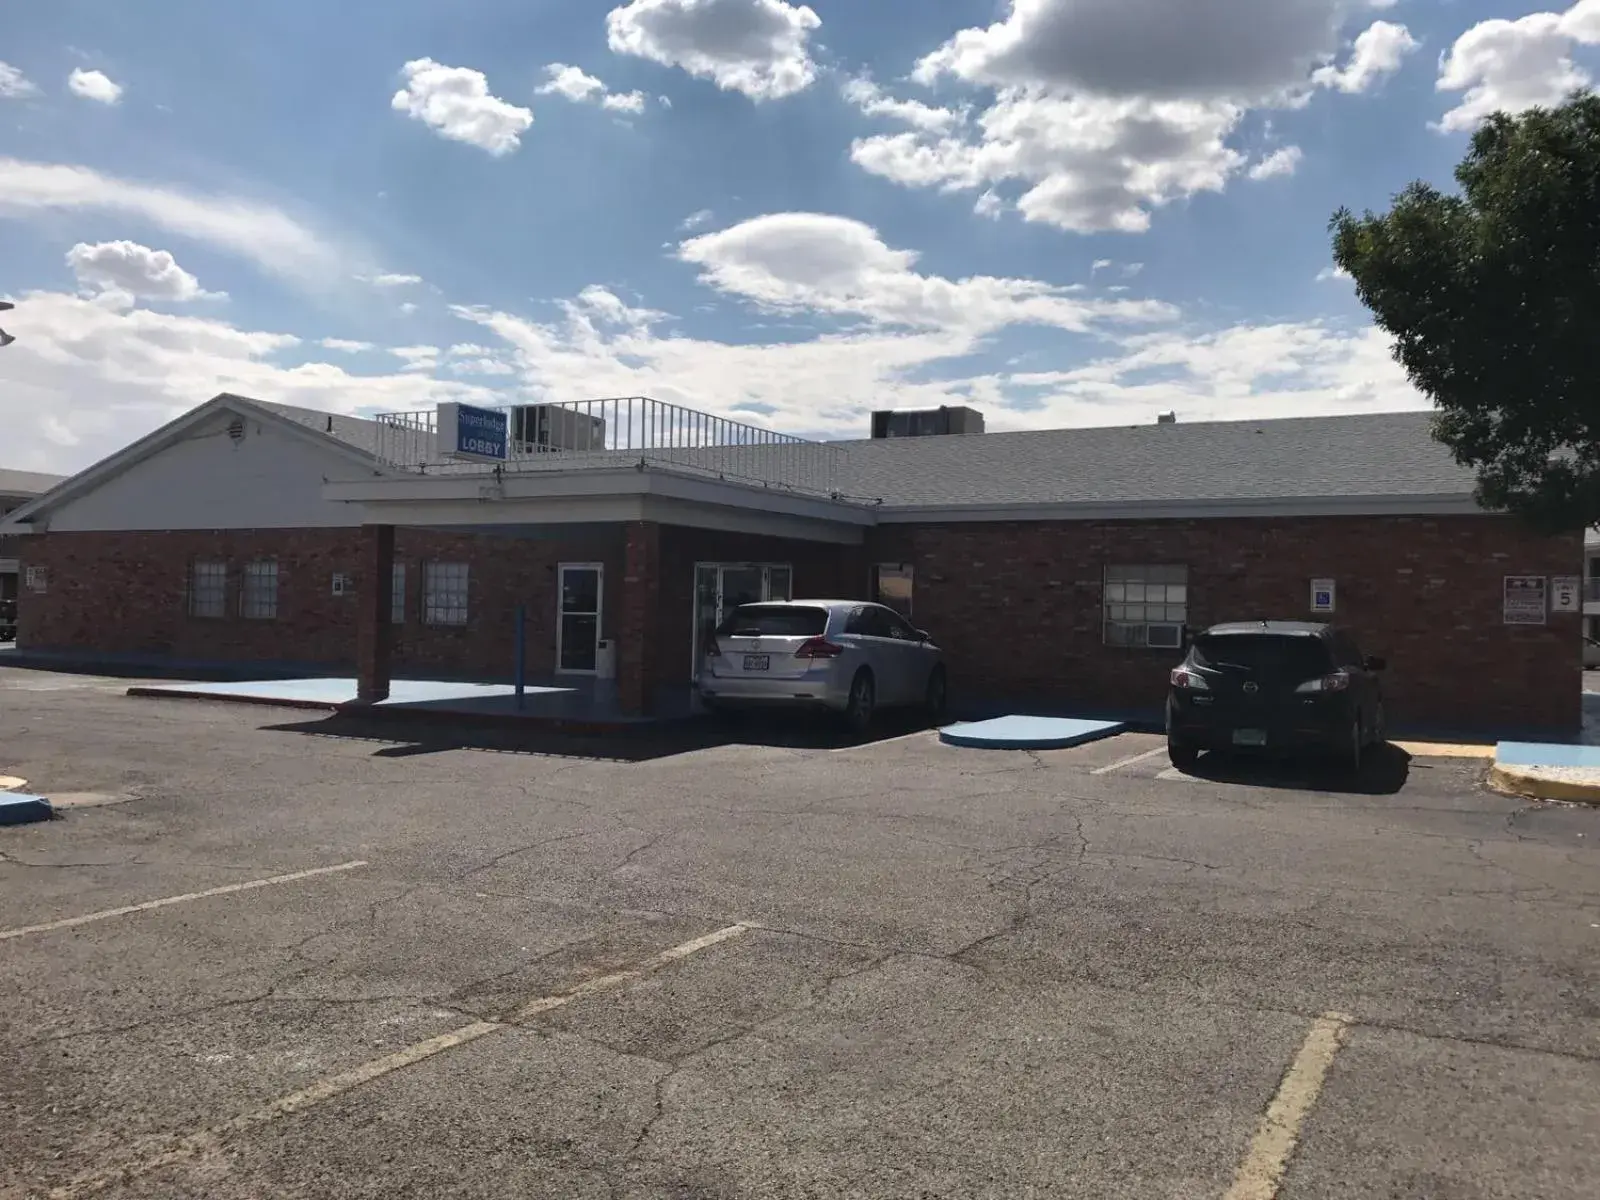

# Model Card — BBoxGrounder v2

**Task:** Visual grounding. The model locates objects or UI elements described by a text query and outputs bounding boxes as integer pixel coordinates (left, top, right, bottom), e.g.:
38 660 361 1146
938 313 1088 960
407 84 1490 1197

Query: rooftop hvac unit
510 404 607 454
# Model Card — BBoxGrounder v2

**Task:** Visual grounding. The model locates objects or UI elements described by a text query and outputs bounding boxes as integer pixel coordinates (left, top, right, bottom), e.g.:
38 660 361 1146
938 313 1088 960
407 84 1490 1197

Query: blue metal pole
514 604 526 710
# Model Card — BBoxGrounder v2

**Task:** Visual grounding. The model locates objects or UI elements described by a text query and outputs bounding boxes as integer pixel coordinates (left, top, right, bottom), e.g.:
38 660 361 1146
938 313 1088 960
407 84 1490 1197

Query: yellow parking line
0 861 369 942
1391 742 1494 759
1222 1012 1352 1200
47 923 750 1199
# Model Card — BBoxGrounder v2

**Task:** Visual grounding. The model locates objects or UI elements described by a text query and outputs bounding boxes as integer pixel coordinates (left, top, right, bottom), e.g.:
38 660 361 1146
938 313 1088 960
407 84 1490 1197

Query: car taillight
795 637 844 659
1295 671 1351 694
1170 667 1209 690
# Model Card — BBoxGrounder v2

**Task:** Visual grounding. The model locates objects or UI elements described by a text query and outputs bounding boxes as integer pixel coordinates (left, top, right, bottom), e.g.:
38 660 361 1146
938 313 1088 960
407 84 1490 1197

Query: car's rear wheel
844 670 876 734
924 667 947 718
1167 738 1200 770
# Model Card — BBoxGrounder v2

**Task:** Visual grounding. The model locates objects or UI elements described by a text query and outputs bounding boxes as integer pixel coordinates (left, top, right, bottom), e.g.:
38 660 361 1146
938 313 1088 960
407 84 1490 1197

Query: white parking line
1091 745 1169 775
0 861 369 942
47 922 751 1199
829 728 940 752
1222 1011 1352 1200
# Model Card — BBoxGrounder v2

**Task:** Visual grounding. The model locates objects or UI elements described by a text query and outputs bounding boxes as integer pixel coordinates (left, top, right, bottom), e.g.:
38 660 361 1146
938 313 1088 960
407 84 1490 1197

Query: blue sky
2 0 1597 472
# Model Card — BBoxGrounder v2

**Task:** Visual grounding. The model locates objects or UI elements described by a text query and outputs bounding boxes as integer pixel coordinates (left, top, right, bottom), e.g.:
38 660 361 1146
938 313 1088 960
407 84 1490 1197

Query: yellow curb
1488 763 1600 806
1392 742 1494 759
0 776 25 792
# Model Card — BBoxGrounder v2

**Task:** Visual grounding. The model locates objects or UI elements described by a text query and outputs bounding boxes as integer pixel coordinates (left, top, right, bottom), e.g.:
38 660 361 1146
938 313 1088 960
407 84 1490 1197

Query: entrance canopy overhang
324 464 877 545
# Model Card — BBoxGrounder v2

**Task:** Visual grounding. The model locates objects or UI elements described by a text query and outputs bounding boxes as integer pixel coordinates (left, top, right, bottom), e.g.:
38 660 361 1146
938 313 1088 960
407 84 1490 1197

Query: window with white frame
240 559 279 619
391 562 406 625
190 561 227 618
423 561 469 626
1104 565 1188 648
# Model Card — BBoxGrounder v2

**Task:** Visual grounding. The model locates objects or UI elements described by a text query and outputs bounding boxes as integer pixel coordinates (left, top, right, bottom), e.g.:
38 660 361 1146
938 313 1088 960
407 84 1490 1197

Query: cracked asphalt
2 665 1599 1198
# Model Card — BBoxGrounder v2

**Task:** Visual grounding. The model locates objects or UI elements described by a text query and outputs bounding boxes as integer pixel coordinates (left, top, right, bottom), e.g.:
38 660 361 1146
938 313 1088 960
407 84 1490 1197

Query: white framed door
557 563 603 675
690 562 794 678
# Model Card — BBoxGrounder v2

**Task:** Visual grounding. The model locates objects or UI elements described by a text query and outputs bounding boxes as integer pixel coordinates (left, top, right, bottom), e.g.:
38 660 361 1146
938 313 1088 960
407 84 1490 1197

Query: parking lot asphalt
2 665 1598 1199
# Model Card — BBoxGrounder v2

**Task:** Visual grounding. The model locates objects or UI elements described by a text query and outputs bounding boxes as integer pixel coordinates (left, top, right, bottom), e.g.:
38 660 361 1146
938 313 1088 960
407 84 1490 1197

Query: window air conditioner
1146 623 1185 650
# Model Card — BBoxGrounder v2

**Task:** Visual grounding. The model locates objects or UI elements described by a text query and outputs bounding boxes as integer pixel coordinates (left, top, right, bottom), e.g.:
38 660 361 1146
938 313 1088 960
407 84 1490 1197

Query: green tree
1331 92 1600 533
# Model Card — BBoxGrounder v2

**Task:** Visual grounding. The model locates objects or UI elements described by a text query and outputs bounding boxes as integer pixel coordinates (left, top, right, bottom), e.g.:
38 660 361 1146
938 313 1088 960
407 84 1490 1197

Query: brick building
0 393 1581 737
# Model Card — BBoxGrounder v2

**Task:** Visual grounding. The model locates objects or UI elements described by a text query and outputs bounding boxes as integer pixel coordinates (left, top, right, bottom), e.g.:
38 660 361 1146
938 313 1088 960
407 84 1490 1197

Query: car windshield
1193 634 1331 676
716 605 828 638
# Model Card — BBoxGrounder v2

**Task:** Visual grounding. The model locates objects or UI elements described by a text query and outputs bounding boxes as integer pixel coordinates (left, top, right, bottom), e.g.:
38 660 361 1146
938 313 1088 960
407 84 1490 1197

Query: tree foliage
1331 92 1600 533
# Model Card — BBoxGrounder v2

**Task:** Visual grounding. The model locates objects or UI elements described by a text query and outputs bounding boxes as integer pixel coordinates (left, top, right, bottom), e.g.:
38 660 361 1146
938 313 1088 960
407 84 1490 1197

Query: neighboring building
1 468 67 608
0 393 1582 737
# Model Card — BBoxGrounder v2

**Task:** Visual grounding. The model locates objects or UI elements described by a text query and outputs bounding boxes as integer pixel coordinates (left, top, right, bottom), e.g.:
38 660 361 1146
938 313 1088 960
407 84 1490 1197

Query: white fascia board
325 465 878 528
876 492 1487 523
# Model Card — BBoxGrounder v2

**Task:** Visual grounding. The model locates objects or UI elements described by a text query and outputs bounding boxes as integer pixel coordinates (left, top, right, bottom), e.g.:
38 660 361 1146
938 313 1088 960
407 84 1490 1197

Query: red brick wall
16 528 623 679
17 514 1583 734
866 515 1582 736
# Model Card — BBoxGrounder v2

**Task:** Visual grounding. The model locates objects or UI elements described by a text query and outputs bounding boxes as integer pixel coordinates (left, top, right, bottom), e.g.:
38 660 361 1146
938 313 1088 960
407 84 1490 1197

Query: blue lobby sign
437 402 508 462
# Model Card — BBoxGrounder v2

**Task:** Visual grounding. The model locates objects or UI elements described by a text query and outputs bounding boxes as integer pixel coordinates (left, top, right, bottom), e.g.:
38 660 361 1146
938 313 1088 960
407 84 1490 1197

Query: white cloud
675 211 1173 332
852 92 1246 234
66 241 218 302
912 0 1377 103
0 62 38 98
1316 264 1351 282
67 68 122 104
1005 321 1422 427
973 189 1003 219
0 158 338 285
1 209 1429 474
391 58 532 155
606 0 822 101
1311 20 1417 93
539 63 608 103
368 272 422 287
603 90 648 113
680 208 716 230
538 62 649 114
1247 145 1303 180
389 344 441 372
0 291 503 470
855 2 1424 235
842 77 965 133
1437 1 1600 132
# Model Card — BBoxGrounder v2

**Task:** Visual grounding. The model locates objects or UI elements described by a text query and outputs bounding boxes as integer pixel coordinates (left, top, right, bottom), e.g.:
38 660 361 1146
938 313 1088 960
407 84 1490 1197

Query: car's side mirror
1363 655 1386 672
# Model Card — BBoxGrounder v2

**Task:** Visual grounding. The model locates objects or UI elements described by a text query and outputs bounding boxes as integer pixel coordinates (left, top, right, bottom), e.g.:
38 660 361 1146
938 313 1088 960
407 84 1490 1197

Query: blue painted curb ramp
939 715 1126 751
0 793 54 826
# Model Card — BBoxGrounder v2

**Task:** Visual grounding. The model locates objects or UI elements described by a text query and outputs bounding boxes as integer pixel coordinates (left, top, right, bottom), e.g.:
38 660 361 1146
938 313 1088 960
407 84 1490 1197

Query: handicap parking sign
1310 578 1336 614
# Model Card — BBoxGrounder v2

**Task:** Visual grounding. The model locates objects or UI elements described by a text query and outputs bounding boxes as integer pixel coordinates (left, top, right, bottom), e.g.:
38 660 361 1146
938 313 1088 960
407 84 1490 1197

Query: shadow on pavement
1176 742 1413 796
261 708 940 763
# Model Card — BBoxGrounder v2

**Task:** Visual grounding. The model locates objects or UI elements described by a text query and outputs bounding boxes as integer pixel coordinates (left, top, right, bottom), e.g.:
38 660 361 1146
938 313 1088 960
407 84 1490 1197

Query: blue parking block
1496 742 1600 769
0 793 53 825
939 715 1125 751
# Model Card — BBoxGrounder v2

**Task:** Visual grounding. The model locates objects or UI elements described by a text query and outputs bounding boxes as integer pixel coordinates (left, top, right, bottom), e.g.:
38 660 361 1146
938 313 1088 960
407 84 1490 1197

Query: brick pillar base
355 524 395 704
619 521 661 716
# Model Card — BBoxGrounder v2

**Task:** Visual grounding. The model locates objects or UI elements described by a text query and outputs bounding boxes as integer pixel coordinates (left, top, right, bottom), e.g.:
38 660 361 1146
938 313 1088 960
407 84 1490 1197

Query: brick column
355 524 395 704
618 521 661 716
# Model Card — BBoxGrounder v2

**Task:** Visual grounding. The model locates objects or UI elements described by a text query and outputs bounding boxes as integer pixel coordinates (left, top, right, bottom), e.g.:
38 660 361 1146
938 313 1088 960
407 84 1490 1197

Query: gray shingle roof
248 399 389 459
829 410 1471 508
0 468 67 499
243 397 1470 509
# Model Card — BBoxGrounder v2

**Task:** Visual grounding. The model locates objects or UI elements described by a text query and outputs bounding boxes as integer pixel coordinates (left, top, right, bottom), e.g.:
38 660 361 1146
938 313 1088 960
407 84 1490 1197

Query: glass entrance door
557 563 602 674
690 563 794 678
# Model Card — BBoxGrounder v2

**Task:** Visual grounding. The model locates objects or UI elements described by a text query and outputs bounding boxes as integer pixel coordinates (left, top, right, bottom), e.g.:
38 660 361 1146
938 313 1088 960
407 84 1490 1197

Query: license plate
742 655 770 672
1232 729 1268 747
